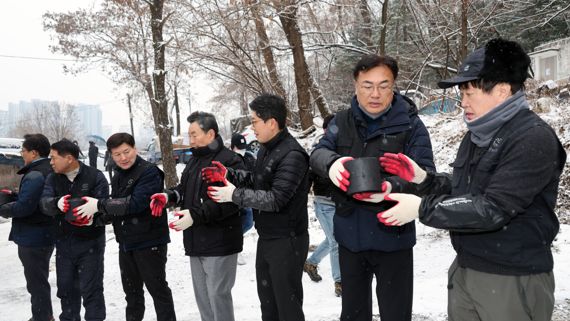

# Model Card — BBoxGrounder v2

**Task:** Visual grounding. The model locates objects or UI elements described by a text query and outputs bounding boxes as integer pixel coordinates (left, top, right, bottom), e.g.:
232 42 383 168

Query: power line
0 53 78 62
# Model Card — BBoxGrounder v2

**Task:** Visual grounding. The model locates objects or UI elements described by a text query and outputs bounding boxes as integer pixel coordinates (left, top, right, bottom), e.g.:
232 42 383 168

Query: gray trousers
190 254 238 321
448 258 555 321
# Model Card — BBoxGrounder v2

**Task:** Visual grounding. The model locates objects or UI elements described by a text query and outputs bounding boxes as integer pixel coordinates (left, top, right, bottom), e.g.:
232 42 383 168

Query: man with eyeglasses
309 55 435 321
0 134 55 321
78 132 177 321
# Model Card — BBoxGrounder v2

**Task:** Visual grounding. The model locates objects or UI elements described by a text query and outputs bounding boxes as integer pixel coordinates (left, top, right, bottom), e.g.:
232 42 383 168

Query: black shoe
334 281 342 297
303 262 322 282
28 317 55 321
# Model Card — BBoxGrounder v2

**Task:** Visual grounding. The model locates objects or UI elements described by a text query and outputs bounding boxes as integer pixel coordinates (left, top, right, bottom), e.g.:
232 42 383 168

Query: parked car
145 137 193 164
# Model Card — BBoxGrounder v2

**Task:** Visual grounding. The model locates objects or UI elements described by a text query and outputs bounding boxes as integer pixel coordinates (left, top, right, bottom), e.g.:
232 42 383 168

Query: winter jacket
170 135 244 257
230 128 310 239
98 156 170 251
310 93 435 252
308 169 334 205
41 163 109 240
0 158 55 247
417 108 566 275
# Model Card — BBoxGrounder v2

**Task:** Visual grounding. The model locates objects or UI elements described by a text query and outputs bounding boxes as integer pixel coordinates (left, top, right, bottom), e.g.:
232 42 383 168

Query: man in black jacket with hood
78 132 176 321
203 94 310 321
150 111 244 321
377 38 566 321
0 134 55 321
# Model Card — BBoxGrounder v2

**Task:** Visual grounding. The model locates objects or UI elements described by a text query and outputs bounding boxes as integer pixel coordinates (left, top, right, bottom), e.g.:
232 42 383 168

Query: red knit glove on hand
201 161 228 185
379 153 426 184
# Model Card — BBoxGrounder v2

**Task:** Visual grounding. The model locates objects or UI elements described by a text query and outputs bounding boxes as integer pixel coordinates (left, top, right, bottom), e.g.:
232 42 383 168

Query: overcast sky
0 1 135 129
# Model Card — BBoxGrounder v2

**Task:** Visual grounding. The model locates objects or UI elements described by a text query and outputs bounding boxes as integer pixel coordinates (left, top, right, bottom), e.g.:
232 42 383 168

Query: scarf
466 90 528 147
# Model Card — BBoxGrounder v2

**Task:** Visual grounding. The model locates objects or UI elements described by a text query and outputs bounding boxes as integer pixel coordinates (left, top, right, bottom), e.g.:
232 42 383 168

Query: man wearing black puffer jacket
77 132 176 321
378 38 566 321
204 94 310 321
0 134 55 321
150 111 244 321
310 55 434 321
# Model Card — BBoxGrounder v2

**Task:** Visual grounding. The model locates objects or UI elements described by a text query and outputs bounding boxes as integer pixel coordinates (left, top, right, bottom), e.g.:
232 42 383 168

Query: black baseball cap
231 133 247 150
437 47 485 89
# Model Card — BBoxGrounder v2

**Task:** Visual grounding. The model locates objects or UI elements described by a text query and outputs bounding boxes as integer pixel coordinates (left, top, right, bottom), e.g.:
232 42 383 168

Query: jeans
241 208 254 234
306 199 340 282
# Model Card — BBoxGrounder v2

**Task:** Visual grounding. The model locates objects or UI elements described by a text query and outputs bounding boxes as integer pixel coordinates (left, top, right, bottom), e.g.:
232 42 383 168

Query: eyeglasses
20 149 28 155
358 82 393 95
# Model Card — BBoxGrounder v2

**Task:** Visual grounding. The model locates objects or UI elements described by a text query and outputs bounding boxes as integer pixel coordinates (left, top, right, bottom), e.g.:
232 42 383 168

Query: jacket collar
262 128 289 151
191 135 224 157
17 157 50 175
350 92 415 134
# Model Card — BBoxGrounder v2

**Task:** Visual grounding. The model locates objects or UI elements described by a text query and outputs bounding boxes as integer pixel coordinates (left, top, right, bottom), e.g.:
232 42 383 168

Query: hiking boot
334 281 342 297
28 317 55 321
303 262 322 282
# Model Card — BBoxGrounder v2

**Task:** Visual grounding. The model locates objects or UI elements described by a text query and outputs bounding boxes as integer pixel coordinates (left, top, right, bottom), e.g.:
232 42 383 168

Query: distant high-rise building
5 100 102 140
74 104 103 137
0 110 9 136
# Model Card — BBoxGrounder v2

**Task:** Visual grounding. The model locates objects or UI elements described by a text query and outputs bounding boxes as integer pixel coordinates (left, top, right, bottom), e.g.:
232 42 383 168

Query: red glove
57 195 71 213
352 181 392 203
201 161 228 185
328 157 353 192
379 153 426 184
150 193 168 217
69 215 92 226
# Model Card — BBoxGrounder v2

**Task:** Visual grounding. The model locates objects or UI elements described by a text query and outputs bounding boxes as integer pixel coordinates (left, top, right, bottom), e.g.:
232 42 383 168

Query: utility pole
127 93 134 139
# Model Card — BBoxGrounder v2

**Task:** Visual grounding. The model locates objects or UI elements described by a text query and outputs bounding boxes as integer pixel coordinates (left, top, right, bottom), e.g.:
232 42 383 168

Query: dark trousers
256 233 309 321
89 158 97 168
18 245 55 321
339 245 413 321
119 245 176 321
56 235 106 321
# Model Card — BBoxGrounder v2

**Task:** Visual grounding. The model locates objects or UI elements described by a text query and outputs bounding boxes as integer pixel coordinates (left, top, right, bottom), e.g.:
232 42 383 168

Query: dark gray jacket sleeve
232 150 308 212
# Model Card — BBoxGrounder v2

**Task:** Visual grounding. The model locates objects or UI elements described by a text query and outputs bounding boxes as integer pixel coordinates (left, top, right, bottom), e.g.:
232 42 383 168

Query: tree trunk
174 85 181 136
380 0 389 55
274 1 314 130
459 0 469 62
149 0 178 188
250 1 288 103
305 60 330 119
359 0 373 49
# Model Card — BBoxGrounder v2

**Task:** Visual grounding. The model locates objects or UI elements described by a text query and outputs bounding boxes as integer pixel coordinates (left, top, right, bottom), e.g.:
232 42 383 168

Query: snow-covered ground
1 215 569 321
1 94 569 320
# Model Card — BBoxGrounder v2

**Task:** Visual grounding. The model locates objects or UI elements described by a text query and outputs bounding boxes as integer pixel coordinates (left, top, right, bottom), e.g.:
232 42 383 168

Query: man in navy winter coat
310 55 435 321
0 134 55 321
41 139 109 321
79 132 176 321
